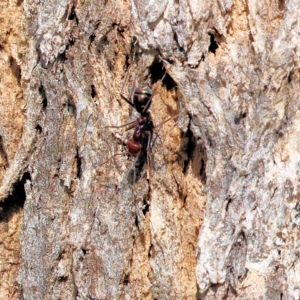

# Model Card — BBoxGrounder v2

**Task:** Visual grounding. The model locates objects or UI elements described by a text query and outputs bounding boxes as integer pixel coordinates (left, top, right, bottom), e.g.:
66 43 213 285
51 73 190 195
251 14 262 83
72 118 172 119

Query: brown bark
0 1 27 299
1 0 299 299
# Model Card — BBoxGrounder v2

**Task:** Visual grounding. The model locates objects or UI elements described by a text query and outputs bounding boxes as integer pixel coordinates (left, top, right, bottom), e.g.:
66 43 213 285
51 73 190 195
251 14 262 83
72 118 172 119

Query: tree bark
1 0 299 299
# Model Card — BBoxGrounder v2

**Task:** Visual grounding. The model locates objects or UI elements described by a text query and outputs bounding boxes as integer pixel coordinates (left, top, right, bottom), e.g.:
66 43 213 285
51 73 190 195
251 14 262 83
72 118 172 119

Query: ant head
133 83 152 114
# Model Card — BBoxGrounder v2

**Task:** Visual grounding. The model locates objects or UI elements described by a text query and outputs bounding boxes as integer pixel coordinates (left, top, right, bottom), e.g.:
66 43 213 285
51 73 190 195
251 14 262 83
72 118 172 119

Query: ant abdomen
126 139 142 157
126 116 152 157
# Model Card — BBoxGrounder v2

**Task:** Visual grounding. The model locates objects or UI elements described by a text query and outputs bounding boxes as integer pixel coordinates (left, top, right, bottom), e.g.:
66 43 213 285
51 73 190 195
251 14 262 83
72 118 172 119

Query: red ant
105 77 155 183
119 82 154 158
106 66 188 183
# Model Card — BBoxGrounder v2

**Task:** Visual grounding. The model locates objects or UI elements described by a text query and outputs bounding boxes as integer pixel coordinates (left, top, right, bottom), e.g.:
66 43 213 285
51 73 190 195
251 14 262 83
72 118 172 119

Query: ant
106 61 188 183
106 74 155 183
119 82 154 158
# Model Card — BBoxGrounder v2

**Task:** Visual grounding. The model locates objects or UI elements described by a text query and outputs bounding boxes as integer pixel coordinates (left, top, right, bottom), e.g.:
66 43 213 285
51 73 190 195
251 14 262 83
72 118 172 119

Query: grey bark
1 0 298 299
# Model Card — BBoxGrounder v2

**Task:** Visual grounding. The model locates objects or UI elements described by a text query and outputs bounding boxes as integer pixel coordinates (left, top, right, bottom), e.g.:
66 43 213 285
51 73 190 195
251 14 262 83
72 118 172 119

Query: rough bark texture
1 0 300 299
0 1 27 299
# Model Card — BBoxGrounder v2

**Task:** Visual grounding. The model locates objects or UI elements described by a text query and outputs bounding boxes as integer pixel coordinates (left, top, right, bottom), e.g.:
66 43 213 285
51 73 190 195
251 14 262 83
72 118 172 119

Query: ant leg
99 153 124 167
144 131 153 181
160 64 169 83
120 95 136 109
120 69 136 109
125 120 139 132
151 110 190 153
107 119 138 130
155 109 190 132
141 93 153 114
140 64 168 115
133 167 137 184
145 131 153 150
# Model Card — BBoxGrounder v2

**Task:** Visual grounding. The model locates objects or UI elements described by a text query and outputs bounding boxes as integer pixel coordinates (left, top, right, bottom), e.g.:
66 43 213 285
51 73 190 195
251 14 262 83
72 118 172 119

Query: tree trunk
1 0 299 299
